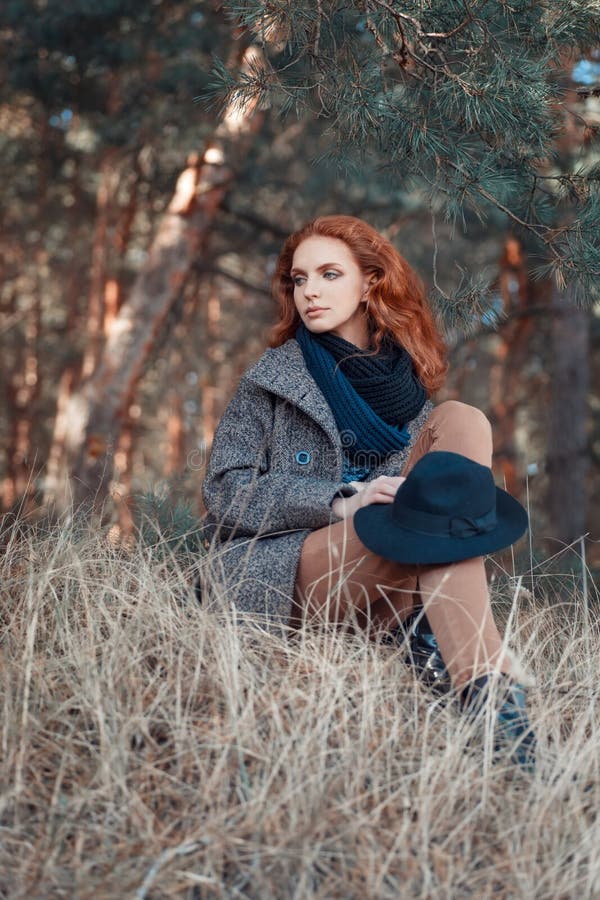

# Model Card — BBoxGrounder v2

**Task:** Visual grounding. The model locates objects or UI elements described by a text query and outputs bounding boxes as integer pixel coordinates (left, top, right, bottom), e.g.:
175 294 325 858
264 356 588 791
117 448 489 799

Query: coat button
295 450 311 465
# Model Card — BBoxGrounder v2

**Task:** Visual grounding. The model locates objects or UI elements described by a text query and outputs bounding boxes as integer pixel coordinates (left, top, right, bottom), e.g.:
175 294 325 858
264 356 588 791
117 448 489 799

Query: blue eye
292 271 340 286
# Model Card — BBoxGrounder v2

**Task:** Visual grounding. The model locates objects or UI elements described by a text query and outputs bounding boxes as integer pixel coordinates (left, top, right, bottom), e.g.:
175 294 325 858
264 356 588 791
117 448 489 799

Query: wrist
332 490 362 519
348 480 366 491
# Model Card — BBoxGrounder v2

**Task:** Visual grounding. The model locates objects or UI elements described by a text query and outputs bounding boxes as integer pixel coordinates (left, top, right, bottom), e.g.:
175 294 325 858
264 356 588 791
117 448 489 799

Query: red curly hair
269 214 448 395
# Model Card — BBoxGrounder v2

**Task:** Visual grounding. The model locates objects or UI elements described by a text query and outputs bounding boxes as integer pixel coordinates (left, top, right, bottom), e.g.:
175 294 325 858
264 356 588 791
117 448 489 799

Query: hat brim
353 486 528 565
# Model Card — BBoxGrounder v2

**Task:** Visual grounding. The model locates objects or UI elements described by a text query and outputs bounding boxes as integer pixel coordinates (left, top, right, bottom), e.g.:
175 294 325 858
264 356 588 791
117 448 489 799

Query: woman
201 215 535 770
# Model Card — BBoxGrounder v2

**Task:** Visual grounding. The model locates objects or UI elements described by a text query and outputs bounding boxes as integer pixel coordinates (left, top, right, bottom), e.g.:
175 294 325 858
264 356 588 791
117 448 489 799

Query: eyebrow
289 262 344 275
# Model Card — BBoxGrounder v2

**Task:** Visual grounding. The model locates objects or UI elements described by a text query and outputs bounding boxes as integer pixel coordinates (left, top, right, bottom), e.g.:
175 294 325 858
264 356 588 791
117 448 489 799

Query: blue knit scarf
295 323 424 462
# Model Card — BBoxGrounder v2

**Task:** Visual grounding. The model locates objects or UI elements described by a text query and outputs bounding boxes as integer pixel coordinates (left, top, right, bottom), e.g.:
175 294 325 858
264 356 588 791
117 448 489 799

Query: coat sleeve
201 377 357 537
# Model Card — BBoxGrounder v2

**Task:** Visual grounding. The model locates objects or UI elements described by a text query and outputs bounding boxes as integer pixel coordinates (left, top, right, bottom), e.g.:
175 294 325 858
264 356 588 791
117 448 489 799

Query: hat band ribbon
393 505 497 538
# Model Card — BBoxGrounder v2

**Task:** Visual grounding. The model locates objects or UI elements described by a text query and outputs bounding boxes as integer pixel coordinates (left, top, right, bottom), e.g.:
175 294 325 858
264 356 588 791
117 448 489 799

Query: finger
381 482 402 494
364 491 395 505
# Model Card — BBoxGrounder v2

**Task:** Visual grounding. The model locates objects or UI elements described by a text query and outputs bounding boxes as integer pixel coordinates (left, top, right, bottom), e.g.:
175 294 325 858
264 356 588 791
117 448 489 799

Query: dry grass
0 512 598 899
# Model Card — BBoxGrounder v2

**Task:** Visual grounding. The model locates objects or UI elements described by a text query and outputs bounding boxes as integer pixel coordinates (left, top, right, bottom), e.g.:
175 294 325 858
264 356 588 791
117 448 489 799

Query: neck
328 318 370 350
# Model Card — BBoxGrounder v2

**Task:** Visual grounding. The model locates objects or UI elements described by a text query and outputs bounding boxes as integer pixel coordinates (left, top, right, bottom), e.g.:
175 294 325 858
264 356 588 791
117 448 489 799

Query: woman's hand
332 475 406 519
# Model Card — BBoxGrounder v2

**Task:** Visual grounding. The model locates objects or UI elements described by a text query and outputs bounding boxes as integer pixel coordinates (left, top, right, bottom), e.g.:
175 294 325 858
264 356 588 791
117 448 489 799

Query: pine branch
131 485 208 562
576 85 600 99
198 1 600 301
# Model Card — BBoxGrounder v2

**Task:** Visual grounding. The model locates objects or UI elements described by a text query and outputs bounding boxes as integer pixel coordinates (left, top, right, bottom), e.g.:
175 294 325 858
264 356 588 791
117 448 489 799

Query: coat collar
245 338 340 445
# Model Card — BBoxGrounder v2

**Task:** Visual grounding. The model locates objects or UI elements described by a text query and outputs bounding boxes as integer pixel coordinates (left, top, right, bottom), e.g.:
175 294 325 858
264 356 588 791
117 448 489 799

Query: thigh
292 515 418 626
401 400 493 477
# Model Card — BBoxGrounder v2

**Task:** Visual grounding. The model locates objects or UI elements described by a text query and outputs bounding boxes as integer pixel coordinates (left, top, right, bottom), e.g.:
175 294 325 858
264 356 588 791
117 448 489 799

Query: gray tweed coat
201 337 433 636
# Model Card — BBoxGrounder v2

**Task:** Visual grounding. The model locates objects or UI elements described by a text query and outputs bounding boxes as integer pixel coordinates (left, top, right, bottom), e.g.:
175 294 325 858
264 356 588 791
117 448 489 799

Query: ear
360 276 376 302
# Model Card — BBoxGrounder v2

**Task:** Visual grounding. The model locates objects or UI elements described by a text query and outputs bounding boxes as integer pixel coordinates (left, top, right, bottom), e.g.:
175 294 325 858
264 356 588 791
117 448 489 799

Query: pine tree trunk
488 237 533 496
2 121 49 512
163 279 201 478
42 44 265 517
164 389 185 476
547 281 590 544
44 153 138 507
1 286 41 511
201 288 223 447
81 149 118 378
43 364 78 509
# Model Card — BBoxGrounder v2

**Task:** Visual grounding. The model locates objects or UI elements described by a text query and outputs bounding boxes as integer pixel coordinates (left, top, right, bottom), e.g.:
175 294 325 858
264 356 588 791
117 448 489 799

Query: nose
303 278 320 300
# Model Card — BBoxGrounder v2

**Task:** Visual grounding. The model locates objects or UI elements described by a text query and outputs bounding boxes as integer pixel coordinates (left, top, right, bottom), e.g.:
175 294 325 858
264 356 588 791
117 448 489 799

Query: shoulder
222 339 303 406
223 337 316 412
244 338 302 381
242 339 307 395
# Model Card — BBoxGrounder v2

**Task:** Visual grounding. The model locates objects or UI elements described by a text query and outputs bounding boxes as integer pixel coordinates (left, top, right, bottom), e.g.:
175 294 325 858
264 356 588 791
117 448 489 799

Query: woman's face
290 235 372 348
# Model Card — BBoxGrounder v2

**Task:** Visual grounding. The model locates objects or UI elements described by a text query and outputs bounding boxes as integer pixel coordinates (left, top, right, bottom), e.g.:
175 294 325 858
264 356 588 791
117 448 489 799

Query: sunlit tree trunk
43 364 78 509
44 149 141 507
164 389 185 476
113 413 137 537
43 43 266 517
81 148 118 378
488 236 533 496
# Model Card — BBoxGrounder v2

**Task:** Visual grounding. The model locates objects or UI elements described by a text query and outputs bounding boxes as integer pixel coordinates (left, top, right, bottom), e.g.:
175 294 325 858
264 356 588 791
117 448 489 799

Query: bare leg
397 400 513 686
291 514 511 686
290 514 418 638
401 400 494 477
359 400 496 630
292 402 515 687
417 558 512 688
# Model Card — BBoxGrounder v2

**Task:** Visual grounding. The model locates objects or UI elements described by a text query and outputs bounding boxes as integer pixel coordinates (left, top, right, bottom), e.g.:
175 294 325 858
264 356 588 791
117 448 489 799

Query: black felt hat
353 451 528 564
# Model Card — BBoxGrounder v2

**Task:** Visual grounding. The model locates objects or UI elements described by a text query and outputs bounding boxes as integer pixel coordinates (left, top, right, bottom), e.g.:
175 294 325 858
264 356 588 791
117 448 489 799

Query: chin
304 320 329 332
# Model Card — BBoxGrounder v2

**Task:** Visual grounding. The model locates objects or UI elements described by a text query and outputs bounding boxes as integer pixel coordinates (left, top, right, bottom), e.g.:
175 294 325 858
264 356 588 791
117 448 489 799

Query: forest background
1 0 599 572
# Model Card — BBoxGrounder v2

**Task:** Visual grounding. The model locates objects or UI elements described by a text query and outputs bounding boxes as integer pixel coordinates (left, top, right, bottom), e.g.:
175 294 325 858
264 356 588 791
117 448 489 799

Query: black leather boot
381 609 451 695
460 673 536 772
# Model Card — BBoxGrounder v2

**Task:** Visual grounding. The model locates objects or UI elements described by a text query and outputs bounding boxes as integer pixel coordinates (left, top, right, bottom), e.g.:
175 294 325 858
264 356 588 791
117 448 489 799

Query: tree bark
81 148 118 378
164 389 185 477
1 280 42 511
546 280 590 544
42 43 266 517
488 236 533 496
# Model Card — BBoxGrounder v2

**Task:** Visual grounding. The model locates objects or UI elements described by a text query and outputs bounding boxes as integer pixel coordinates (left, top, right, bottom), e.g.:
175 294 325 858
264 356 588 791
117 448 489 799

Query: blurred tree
545 74 595 547
0 0 248 515
488 235 534 497
548 283 590 547
44 41 267 516
1 283 41 509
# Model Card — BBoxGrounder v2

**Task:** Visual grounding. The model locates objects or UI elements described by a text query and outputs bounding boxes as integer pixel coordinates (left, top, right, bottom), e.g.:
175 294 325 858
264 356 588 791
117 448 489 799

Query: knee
432 400 492 440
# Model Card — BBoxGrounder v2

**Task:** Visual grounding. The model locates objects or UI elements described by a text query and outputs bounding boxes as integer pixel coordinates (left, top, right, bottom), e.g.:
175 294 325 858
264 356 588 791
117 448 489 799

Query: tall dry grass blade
0 511 598 897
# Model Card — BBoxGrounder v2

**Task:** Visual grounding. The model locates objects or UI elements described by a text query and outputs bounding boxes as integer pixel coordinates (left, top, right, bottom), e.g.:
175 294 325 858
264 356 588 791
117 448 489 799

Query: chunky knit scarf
295 322 427 461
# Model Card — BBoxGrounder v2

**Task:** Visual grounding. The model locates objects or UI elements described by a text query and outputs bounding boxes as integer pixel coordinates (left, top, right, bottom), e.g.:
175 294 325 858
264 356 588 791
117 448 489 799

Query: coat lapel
245 339 340 447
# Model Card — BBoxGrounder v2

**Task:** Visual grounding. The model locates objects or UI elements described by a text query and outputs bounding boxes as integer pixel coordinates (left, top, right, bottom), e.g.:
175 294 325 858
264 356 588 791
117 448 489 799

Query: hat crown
395 452 495 520
353 449 528 564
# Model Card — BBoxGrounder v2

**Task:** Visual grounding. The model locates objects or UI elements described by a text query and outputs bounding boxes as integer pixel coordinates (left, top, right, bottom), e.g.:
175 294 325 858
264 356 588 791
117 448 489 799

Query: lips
306 307 327 316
